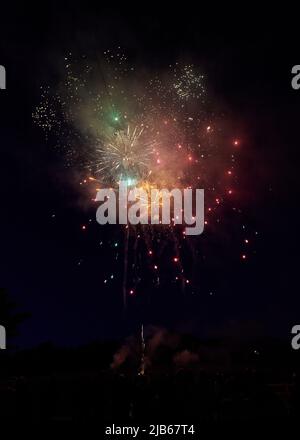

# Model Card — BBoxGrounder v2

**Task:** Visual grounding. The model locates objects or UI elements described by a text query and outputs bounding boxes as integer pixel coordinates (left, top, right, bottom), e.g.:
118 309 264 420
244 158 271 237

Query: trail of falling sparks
123 225 130 310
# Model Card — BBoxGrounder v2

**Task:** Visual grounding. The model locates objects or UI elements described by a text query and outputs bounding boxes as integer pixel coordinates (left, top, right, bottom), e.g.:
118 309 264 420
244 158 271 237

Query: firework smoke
33 49 253 306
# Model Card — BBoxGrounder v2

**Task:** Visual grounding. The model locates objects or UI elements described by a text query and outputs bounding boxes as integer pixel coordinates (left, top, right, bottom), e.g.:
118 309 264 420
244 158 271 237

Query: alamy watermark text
96 182 205 235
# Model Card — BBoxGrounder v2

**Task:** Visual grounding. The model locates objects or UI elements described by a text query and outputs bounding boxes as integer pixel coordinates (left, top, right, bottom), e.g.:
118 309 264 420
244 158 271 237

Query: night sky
0 4 299 348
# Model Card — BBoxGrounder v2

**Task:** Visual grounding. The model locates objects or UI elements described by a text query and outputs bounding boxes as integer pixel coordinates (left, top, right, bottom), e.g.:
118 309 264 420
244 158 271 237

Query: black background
0 3 299 349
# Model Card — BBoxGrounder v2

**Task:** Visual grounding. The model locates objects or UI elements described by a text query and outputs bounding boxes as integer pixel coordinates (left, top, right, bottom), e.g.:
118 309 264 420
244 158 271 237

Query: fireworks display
33 49 256 310
3 6 299 422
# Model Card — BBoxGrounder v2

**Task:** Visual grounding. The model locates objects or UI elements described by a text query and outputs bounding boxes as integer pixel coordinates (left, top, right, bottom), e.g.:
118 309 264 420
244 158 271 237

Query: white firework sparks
173 65 205 100
94 125 156 184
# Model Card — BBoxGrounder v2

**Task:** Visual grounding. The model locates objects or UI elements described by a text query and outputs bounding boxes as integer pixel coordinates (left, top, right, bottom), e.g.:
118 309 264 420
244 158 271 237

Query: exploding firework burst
93 125 156 185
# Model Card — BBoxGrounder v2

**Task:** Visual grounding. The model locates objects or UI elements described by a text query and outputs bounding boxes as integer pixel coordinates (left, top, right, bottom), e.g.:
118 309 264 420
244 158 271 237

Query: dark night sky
0 4 299 348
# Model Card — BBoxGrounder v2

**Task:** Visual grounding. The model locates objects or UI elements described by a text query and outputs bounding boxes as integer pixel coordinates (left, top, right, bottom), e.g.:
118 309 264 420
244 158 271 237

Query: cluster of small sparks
34 49 257 303
173 64 206 101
